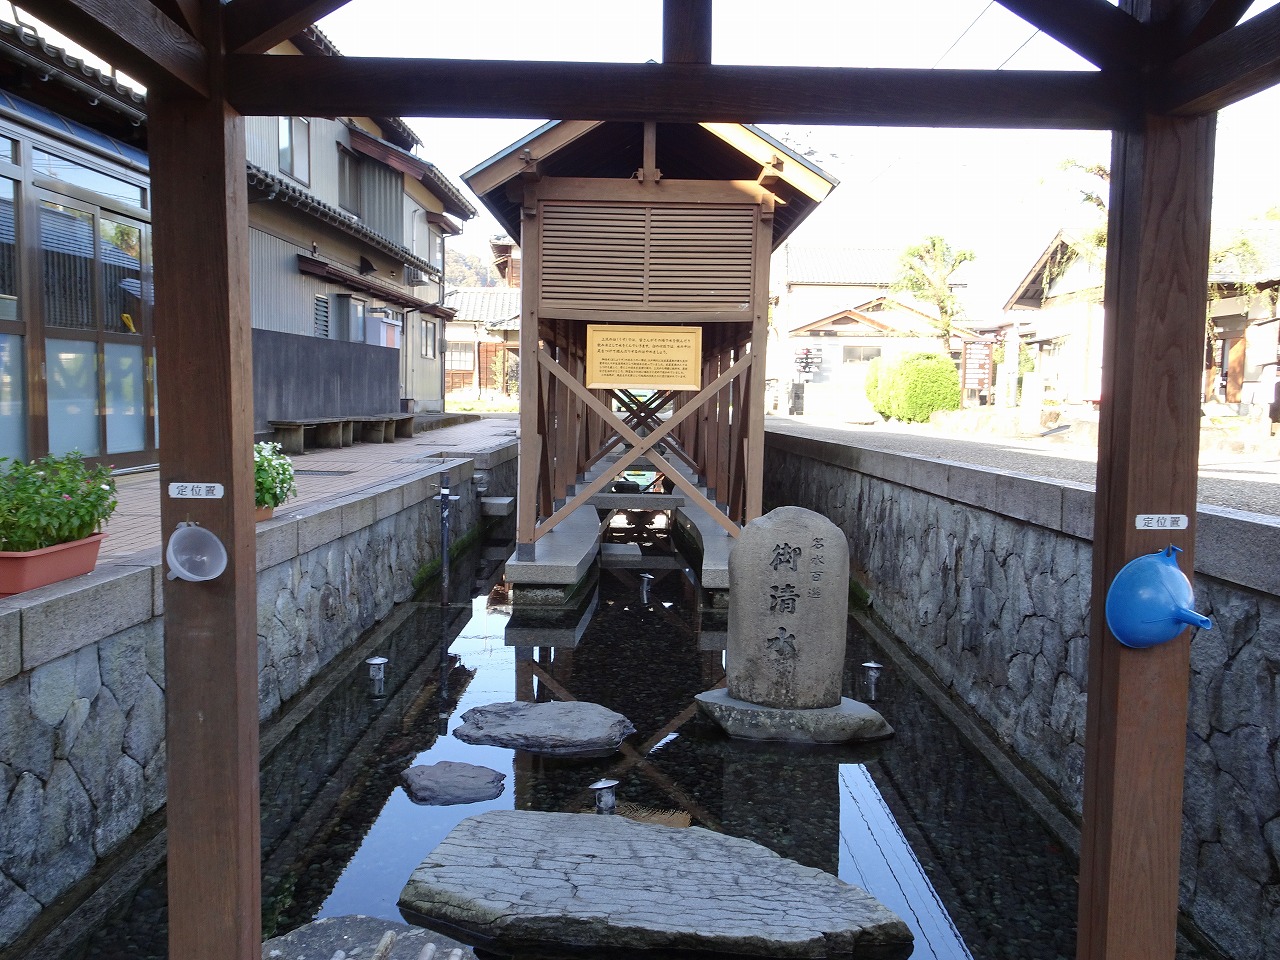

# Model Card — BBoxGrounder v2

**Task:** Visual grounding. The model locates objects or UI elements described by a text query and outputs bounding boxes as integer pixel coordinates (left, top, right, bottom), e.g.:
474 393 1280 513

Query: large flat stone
399 810 912 959
695 689 893 743
401 761 505 805
452 701 634 756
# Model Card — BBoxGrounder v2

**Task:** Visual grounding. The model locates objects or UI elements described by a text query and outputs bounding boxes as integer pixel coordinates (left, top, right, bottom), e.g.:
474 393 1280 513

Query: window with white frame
445 340 474 370
279 117 310 184
420 319 437 358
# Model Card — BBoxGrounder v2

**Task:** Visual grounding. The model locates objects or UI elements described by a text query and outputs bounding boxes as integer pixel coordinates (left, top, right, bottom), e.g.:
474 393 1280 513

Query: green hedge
864 351 961 423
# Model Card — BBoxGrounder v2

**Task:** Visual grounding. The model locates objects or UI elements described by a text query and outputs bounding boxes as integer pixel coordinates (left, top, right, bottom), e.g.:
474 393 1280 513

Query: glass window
0 333 24 461
279 117 310 184
428 225 444 270
104 342 145 453
843 346 882 363
338 147 360 215
46 339 99 456
350 298 365 343
445 340 474 370
0 137 14 165
32 149 144 208
100 219 142 335
423 320 437 359
40 202 95 330
0 178 17 314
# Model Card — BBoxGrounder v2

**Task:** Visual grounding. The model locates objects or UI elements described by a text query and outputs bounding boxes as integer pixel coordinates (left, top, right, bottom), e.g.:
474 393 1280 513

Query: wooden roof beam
223 0 351 54
1163 2 1280 114
149 0 203 43
1172 0 1254 50
663 0 711 64
227 57 1131 129
994 0 1147 72
21 0 207 95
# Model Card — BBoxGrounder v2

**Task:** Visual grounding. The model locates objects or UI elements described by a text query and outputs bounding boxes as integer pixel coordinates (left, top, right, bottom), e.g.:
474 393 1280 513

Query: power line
996 29 1041 69
932 1 994 69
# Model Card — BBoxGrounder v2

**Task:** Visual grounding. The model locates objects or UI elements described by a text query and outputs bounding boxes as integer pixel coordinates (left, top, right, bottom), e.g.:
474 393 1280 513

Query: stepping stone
695 688 893 744
452 701 635 755
399 810 913 959
400 761 505 805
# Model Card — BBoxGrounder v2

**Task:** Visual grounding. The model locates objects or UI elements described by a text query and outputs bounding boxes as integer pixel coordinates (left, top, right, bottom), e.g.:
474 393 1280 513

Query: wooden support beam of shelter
1162 2 1280 113
27 0 208 95
994 0 1147 71
223 0 351 53
149 88 262 960
226 57 1131 129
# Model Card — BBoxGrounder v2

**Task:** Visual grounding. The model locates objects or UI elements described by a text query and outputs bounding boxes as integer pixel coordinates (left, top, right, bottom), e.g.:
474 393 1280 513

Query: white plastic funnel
166 522 228 582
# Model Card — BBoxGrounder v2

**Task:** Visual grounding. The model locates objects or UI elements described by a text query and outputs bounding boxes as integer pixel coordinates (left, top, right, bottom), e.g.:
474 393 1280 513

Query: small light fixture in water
862 661 884 701
589 778 619 814
367 656 389 698
639 572 655 605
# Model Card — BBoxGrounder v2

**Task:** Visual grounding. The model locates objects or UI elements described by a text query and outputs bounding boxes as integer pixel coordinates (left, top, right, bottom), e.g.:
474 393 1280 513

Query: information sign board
585 324 702 391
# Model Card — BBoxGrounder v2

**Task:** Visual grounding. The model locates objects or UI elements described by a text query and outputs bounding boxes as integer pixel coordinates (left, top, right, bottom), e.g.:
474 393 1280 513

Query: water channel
42 517 1215 960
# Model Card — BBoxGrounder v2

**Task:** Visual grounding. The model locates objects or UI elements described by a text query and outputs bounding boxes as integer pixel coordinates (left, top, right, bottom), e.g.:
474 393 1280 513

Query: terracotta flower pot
0 533 107 598
255 505 274 522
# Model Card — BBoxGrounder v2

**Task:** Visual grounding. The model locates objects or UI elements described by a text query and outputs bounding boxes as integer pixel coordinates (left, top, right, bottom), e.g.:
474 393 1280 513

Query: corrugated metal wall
360 161 402 242
249 229 331 335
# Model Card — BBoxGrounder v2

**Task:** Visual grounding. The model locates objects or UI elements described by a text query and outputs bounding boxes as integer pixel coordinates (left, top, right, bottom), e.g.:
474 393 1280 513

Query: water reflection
58 535 1104 960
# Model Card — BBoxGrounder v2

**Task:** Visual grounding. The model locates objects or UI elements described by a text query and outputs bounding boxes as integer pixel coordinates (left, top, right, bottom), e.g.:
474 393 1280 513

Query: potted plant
254 441 296 521
0 451 118 597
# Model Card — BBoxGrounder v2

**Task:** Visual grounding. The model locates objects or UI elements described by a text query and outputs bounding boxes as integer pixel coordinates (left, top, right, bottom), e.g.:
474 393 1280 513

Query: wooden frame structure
16 1 1280 959
463 119 836 556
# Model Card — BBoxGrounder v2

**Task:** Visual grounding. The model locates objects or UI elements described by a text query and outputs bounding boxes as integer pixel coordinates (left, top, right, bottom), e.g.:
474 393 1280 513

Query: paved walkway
767 415 1280 518
99 415 519 563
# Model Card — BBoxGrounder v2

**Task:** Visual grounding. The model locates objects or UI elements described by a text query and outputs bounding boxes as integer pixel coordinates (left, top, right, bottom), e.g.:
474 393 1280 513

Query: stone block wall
0 454 488 948
763 425 1280 959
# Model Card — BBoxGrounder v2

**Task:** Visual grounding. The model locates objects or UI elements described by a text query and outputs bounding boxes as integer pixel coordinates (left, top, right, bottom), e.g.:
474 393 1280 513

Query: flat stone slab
452 701 635 755
399 810 912 959
695 689 894 743
262 914 473 959
401 761 505 805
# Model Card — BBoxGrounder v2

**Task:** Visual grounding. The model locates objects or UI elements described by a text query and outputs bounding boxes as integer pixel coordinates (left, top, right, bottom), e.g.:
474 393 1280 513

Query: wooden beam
516 213 541 559
1077 110 1215 960
20 0 207 96
663 0 712 64
149 0 203 42
226 56 1130 129
1173 0 1254 49
994 0 1146 71
1163 3 1280 113
224 0 351 54
148 90 260 960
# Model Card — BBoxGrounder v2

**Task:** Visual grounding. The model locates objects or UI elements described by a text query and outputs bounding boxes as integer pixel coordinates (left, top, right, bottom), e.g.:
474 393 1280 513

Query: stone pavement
767 414 1280 518
98 415 519 564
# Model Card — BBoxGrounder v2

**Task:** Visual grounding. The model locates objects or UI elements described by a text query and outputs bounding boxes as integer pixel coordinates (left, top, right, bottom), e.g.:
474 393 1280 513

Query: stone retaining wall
764 426 1280 960
0 454 491 948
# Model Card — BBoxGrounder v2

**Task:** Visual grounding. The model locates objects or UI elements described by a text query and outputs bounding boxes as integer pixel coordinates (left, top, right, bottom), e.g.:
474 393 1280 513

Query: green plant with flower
0 452 118 552
254 441 296 509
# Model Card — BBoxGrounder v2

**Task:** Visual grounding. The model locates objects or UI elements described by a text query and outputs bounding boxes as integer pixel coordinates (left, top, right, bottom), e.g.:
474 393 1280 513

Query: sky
316 0 1280 320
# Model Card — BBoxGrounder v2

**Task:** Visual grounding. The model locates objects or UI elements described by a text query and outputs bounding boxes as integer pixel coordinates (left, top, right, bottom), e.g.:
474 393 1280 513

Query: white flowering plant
254 441 296 509
0 452 118 552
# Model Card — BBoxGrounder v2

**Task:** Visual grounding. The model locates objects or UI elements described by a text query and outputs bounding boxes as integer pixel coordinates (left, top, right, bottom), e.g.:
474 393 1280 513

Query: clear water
53 527 1150 960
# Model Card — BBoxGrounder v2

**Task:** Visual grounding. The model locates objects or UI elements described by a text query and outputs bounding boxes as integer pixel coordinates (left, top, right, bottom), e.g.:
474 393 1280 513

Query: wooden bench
348 413 416 444
268 417 353 455
268 413 414 453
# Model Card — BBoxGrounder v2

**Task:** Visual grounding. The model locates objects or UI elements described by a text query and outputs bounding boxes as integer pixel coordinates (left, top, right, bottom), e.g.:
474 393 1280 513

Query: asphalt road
767 416 1280 519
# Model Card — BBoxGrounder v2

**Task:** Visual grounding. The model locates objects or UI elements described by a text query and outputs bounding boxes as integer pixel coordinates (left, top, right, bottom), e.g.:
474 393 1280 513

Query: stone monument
696 505 892 742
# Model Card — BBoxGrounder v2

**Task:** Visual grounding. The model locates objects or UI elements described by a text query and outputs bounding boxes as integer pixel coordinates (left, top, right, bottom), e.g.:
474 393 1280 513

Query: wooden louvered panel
540 202 756 314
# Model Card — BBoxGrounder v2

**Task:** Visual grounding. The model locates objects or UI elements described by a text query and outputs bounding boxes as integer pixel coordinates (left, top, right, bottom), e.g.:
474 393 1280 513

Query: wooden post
149 89 261 960
1077 108 1215 960
516 205 541 559
663 0 712 64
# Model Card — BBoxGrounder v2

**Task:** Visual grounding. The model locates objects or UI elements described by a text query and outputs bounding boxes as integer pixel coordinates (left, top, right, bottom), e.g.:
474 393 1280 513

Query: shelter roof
444 287 521 328
464 120 837 249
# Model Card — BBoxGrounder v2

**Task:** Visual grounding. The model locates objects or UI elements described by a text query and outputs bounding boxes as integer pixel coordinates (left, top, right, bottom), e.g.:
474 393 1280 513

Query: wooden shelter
17 2 1280 959
464 120 836 557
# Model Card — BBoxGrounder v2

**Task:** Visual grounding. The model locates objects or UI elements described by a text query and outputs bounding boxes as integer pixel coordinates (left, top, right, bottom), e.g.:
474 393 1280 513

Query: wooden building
14 2 1280 960
464 120 836 558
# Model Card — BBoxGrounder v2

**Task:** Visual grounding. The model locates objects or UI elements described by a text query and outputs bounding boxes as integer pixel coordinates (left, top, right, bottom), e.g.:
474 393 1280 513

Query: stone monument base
695 688 893 743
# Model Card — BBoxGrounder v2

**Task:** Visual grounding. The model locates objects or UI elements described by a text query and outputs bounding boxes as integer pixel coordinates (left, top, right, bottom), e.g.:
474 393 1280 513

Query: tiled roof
246 162 439 277
783 245 903 286
444 287 521 329
1210 221 1280 285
